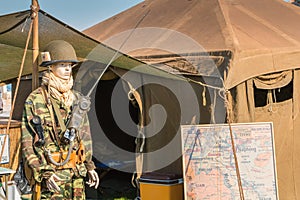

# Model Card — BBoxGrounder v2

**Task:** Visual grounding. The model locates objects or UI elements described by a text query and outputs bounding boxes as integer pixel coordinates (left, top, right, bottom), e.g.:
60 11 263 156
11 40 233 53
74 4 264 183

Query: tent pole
31 0 40 90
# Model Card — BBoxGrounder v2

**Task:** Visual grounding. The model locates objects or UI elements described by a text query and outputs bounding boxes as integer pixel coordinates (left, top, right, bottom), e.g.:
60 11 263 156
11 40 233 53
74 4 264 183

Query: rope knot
30 3 40 19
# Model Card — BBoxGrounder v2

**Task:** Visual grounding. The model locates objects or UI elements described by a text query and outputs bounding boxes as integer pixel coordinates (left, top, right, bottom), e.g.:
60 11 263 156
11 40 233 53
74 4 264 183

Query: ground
86 170 137 200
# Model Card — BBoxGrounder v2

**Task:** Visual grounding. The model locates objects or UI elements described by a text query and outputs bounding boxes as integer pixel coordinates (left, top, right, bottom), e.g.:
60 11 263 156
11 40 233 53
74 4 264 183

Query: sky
0 0 144 31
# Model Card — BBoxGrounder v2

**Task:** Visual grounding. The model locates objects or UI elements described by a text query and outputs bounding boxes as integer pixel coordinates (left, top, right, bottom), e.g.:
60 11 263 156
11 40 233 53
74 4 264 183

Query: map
181 122 279 200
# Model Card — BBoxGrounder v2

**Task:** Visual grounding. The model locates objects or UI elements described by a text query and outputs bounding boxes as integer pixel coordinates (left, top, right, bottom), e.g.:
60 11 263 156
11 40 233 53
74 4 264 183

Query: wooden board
0 119 21 180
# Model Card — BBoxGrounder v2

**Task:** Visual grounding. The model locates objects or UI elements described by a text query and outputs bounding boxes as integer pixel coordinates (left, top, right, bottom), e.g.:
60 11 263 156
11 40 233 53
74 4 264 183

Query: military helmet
40 40 79 67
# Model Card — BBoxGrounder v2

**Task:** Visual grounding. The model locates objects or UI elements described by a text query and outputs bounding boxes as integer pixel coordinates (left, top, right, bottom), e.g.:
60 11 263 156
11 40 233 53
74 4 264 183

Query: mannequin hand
86 170 99 189
46 174 62 192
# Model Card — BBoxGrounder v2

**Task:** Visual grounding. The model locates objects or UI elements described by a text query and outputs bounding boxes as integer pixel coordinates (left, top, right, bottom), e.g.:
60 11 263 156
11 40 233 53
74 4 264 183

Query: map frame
181 122 279 200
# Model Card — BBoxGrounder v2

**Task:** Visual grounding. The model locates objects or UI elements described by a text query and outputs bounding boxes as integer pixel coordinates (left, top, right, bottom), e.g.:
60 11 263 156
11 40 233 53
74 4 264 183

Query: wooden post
31 0 39 90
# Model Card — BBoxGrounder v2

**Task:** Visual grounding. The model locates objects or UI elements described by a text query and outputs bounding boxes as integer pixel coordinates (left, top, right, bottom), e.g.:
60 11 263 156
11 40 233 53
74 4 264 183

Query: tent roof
84 0 300 88
0 9 180 84
0 10 97 82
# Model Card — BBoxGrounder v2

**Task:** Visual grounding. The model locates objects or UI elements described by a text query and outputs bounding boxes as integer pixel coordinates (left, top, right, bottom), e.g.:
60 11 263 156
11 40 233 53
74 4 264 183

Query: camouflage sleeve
21 91 55 183
79 114 96 171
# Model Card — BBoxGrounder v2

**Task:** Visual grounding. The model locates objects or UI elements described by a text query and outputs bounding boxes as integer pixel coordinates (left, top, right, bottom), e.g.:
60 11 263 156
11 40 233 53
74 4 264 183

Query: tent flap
254 70 292 89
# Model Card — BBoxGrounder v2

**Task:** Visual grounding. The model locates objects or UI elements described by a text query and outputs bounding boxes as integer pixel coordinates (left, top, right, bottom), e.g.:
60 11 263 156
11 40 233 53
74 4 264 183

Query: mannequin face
50 62 72 80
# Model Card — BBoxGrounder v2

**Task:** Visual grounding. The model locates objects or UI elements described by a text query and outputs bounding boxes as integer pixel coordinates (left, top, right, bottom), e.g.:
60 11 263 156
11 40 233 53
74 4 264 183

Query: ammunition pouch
77 141 86 164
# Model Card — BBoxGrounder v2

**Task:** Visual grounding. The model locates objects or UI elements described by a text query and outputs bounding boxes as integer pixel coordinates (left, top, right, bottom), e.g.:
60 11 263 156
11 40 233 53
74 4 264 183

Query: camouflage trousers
40 169 86 200
40 178 85 200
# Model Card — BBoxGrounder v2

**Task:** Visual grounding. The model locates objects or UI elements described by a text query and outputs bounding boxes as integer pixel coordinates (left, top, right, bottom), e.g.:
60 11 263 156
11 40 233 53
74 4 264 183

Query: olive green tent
0 9 183 115
84 0 300 199
0 9 201 178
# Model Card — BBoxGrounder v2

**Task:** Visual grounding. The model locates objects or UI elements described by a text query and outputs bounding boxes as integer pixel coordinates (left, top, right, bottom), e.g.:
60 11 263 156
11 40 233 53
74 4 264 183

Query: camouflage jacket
21 86 96 183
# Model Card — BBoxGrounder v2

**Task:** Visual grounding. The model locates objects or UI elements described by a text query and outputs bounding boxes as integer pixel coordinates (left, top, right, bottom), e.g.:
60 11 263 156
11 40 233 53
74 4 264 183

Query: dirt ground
86 169 137 200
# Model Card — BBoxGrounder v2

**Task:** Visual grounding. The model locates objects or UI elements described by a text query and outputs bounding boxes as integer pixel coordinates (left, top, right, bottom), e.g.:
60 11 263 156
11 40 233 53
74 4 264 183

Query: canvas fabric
255 99 293 199
253 70 293 90
84 0 300 89
291 69 300 200
229 69 300 199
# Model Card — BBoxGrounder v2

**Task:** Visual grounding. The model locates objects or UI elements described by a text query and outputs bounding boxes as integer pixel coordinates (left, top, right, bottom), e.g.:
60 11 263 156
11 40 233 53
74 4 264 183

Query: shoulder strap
50 97 67 133
40 86 60 145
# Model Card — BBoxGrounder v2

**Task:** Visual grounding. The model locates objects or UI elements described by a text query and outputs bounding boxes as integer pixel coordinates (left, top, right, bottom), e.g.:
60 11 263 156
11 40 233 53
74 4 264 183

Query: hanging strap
108 67 145 189
127 82 145 189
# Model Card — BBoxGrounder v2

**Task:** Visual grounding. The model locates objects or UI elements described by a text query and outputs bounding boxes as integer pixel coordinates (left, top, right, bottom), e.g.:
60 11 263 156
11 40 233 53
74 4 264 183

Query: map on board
181 122 279 200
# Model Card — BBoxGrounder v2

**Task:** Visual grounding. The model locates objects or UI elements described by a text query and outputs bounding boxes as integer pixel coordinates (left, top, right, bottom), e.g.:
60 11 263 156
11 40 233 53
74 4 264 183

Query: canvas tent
0 8 200 180
0 9 157 167
0 9 156 119
84 0 300 199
